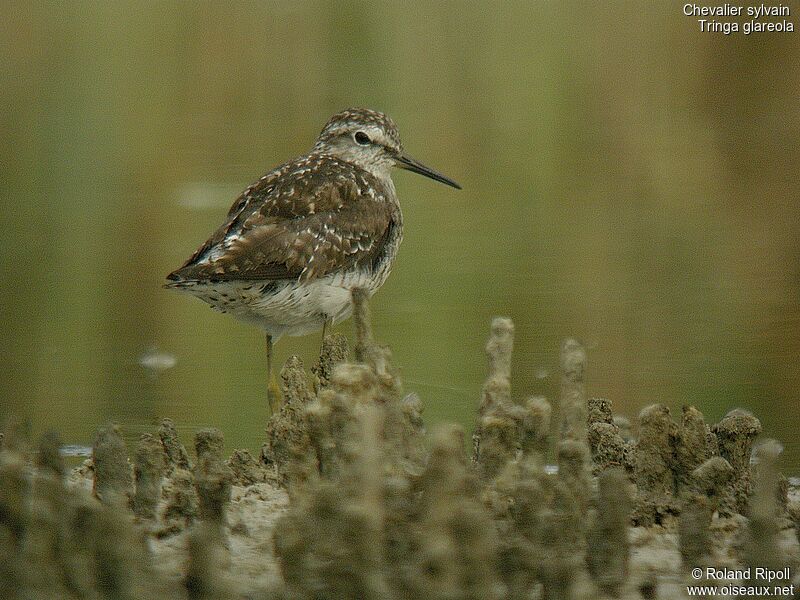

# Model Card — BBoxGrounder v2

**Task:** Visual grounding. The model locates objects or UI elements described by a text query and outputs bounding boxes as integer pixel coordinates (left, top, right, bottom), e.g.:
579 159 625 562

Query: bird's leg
320 317 333 359
266 333 280 413
321 316 332 346
266 332 273 381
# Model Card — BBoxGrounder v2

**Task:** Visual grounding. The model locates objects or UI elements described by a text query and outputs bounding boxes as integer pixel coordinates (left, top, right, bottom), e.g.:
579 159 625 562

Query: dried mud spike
713 409 762 475
400 392 425 439
559 338 587 443
274 401 394 599
536 506 581 600
305 392 344 481
587 397 614 426
352 287 375 363
227 449 268 486
472 317 515 464
352 403 385 534
520 396 551 459
158 418 191 471
24 460 70 597
713 408 762 516
587 468 631 595
91 502 152 600
330 362 379 405
412 424 502 600
274 481 390 599
35 431 65 479
312 332 350 390
678 456 733 571
587 398 627 475
161 468 198 533
689 456 734 503
522 440 592 600
92 423 133 506
632 404 678 527
185 523 231 600
280 355 314 408
557 438 591 519
678 498 712 570
379 391 428 478
491 454 546 599
195 427 225 462
193 429 232 525
481 317 514 412
304 363 382 481
372 343 403 398
674 406 712 494
132 433 166 520
475 410 520 481
588 423 628 476
261 356 316 486
744 440 788 587
750 440 784 520
486 317 514 382
551 443 593 596
61 493 103 596
614 415 633 442
419 424 470 501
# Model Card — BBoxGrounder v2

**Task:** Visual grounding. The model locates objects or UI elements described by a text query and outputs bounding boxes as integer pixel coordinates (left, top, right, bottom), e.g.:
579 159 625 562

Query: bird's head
313 107 461 189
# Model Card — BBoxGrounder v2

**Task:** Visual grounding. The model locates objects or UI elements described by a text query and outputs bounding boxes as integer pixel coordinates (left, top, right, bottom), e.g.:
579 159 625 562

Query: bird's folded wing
168 172 393 283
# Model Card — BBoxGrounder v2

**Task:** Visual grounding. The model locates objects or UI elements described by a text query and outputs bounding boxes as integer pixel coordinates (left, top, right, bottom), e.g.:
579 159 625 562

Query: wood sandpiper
165 108 461 396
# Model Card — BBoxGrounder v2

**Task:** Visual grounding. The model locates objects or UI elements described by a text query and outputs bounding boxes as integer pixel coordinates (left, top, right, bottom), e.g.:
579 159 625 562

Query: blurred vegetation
1 2 798 467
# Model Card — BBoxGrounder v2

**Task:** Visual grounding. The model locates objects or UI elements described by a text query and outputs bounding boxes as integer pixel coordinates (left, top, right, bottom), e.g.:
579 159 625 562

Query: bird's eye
354 131 371 145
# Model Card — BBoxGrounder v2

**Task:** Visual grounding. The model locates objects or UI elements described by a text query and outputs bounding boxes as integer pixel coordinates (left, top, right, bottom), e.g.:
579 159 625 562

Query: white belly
176 268 385 339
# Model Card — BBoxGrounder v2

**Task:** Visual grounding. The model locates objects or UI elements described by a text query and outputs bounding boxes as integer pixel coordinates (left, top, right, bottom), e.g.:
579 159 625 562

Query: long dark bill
396 153 462 189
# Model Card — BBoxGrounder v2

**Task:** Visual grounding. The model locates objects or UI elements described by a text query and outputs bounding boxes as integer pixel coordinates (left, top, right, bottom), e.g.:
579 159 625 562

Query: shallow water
2 3 799 470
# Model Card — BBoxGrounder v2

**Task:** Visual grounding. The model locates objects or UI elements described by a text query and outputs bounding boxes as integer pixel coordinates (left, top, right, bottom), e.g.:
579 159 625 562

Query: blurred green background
2 2 799 468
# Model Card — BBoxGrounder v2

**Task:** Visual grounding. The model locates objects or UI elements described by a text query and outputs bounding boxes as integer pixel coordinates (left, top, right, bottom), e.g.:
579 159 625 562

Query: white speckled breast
179 259 396 339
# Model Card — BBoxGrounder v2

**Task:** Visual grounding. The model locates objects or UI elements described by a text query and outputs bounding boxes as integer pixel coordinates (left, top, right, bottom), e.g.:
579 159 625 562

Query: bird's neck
311 150 395 184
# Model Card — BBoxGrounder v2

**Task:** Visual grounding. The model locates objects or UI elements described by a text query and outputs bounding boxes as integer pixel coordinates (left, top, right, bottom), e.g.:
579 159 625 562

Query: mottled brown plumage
169 155 395 284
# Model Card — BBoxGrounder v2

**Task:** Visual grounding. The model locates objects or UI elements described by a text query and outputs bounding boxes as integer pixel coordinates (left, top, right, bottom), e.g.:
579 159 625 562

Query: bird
165 108 461 399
